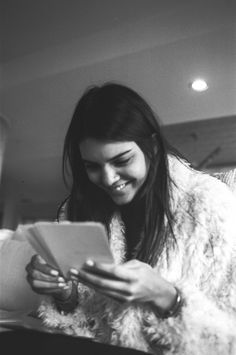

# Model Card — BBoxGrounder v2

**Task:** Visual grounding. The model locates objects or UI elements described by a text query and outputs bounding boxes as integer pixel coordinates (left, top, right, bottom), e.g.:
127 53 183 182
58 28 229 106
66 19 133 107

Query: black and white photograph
0 1 236 354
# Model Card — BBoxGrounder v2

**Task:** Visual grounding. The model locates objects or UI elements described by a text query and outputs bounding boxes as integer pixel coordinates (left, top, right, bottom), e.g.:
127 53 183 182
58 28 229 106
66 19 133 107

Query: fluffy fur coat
38 156 236 354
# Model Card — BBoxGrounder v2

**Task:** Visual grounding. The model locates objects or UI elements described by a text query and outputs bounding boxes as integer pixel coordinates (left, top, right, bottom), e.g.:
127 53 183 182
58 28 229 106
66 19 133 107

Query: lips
113 182 127 191
111 181 130 193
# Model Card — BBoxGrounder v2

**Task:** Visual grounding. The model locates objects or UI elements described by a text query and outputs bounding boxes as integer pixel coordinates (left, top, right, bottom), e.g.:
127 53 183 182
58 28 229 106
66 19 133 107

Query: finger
27 275 69 292
26 264 65 284
123 260 152 271
36 254 47 264
69 268 79 277
124 260 144 268
30 286 68 296
30 254 60 277
82 261 133 281
69 265 112 280
77 269 132 295
124 259 140 267
96 288 134 303
70 262 127 280
34 254 60 276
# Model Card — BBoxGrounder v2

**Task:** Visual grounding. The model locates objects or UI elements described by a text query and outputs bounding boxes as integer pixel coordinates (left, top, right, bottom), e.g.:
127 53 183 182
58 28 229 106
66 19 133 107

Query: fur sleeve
142 175 236 355
37 283 98 338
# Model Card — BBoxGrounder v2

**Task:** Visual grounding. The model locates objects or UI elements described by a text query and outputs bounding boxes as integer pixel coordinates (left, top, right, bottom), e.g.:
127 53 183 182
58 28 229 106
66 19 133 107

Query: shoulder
168 154 236 208
168 155 236 249
213 169 236 196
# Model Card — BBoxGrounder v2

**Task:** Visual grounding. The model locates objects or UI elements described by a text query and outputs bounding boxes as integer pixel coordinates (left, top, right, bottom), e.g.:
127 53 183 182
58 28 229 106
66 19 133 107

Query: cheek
131 158 149 181
124 165 148 186
136 166 148 182
86 171 99 185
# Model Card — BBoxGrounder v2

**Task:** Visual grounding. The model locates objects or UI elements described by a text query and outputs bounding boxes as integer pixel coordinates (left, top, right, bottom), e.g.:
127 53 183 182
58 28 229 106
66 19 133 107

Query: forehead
79 139 138 161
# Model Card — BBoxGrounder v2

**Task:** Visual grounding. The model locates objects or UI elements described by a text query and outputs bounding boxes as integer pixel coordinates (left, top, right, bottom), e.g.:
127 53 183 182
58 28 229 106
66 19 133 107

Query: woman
26 83 236 354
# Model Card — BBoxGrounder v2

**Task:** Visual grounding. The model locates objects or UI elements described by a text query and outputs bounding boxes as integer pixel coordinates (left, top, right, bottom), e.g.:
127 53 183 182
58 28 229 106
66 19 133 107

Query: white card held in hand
24 221 114 277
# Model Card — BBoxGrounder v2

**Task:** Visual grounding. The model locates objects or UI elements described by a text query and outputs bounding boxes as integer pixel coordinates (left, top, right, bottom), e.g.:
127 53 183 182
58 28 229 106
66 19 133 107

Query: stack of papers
22 221 114 277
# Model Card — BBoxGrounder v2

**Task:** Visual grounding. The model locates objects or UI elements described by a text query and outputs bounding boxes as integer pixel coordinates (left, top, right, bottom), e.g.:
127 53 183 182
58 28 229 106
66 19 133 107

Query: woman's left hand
69 259 176 312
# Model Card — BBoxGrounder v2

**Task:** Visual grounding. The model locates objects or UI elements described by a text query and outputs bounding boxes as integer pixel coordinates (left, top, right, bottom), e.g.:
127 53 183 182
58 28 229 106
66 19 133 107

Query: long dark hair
62 82 177 266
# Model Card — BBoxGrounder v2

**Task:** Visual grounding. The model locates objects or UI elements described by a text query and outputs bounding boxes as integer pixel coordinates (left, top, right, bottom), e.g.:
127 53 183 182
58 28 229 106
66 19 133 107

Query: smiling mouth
112 181 130 192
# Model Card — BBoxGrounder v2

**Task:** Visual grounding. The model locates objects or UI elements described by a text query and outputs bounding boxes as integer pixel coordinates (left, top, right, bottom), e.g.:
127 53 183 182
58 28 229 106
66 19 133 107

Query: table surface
0 309 62 334
0 313 153 355
0 310 158 355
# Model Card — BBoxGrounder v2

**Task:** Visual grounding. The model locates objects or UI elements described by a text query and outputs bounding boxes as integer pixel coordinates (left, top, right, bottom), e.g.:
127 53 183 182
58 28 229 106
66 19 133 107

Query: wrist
54 280 79 314
152 286 183 319
54 283 73 302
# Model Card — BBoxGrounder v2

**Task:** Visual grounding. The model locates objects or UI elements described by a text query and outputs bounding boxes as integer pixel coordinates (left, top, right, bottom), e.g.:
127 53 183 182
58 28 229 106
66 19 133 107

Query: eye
114 158 131 167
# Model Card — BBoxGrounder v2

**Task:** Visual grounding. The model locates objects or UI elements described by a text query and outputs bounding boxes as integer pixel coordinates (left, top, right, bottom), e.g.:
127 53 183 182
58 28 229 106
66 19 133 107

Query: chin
111 194 135 205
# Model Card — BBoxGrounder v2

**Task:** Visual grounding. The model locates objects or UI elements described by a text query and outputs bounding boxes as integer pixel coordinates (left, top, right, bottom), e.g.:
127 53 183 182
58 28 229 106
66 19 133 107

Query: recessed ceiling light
190 79 208 92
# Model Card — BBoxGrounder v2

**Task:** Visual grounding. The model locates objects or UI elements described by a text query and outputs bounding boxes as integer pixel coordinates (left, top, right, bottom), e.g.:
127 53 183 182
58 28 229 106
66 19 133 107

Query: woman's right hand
25 254 72 301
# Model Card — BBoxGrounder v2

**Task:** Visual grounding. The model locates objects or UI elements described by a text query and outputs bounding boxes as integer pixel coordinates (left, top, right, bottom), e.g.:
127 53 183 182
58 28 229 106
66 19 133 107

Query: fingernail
86 259 95 267
70 268 79 275
50 270 59 276
58 283 66 288
38 256 46 264
58 277 65 282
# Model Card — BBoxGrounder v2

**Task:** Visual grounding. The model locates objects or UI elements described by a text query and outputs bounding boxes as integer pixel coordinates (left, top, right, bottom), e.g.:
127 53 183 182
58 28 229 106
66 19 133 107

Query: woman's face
79 138 149 205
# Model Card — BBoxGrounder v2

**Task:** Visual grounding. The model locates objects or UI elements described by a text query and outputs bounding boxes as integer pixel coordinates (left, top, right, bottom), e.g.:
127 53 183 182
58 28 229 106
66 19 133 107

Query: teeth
115 183 126 191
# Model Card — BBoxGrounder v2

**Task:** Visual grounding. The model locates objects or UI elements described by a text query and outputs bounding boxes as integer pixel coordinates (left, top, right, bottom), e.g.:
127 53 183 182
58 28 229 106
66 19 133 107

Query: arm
69 177 236 354
144 177 236 354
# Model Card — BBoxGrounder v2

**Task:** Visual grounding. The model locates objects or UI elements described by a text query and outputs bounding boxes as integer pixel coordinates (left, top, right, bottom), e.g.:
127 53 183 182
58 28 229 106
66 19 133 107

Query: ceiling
0 0 235 224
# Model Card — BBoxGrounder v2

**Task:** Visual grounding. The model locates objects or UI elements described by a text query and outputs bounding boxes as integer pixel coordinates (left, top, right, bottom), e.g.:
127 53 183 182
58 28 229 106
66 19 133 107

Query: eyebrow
82 149 132 164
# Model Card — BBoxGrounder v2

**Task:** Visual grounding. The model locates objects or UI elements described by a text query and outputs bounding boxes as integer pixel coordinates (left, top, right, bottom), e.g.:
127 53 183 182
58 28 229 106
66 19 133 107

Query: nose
101 166 119 187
